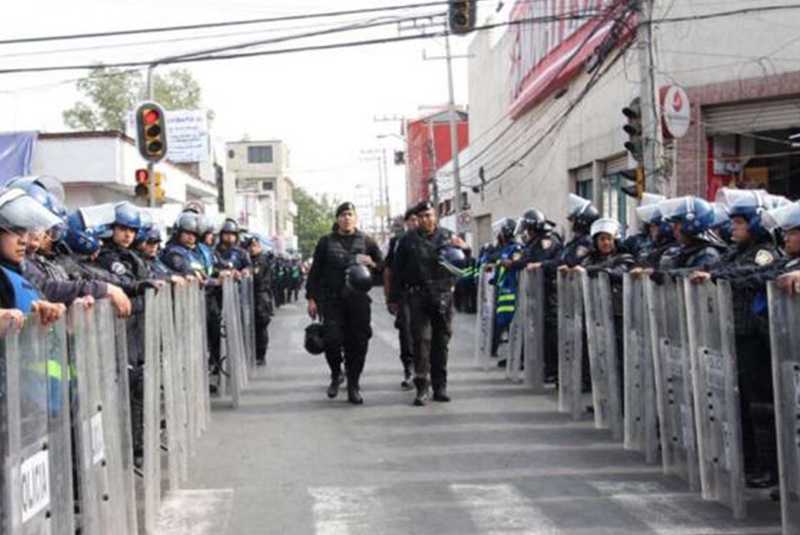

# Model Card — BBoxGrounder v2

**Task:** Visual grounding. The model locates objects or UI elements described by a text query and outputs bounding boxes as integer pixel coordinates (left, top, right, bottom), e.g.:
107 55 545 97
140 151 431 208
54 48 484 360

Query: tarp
0 132 36 185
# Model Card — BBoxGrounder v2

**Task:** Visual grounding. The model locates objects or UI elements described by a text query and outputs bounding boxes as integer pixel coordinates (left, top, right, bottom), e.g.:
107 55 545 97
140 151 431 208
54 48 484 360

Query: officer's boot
401 363 413 391
432 382 451 402
327 371 344 399
347 368 363 405
413 378 430 407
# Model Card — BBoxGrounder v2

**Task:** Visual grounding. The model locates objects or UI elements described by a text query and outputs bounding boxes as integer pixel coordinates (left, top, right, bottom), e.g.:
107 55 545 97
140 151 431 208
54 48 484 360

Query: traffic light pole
636 0 664 195
146 64 157 208
444 33 464 234
381 148 391 231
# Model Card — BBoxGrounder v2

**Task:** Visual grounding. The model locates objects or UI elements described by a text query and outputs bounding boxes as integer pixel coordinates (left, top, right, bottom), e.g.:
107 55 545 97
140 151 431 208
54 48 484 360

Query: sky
0 0 498 217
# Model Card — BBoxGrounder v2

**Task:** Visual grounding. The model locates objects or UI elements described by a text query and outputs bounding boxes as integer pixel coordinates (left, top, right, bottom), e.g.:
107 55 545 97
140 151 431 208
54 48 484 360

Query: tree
63 66 204 132
294 187 335 259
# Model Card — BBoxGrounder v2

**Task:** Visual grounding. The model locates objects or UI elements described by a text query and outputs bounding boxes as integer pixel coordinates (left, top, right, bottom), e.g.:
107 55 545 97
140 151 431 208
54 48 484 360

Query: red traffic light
135 168 149 185
143 109 160 125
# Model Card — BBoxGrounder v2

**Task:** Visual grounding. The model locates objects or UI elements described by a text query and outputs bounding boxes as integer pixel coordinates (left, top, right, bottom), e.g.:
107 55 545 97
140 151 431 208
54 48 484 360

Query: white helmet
590 217 621 240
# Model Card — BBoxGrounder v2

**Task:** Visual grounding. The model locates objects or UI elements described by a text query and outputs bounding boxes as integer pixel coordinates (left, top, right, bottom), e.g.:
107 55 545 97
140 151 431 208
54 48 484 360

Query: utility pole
381 148 391 232
360 150 386 240
636 0 664 195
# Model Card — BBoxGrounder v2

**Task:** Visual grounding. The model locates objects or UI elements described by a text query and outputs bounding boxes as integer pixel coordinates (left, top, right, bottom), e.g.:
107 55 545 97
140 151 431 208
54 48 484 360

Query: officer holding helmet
306 202 383 404
389 200 467 406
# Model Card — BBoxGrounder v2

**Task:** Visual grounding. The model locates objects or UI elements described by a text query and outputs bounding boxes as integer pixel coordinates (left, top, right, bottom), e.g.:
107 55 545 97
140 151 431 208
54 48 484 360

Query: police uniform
216 244 251 272
161 241 207 278
390 224 460 405
385 231 414 384
23 252 108 305
306 228 383 403
250 250 275 365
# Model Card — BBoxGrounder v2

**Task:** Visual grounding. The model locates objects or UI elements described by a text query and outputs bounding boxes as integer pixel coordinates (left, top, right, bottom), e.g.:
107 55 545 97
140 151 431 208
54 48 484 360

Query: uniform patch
541 239 552 250
111 262 127 275
755 249 775 266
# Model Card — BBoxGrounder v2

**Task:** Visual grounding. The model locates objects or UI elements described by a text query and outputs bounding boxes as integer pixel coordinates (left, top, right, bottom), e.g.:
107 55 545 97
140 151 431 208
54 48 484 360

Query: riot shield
557 269 584 420
474 267 495 371
160 288 188 489
646 276 699 490
199 285 212 428
581 271 623 440
140 289 162 534
230 281 249 390
112 310 138 535
3 316 71 534
523 268 546 393
505 279 524 384
240 276 257 373
767 282 800 534
622 274 659 463
221 279 242 407
684 279 745 519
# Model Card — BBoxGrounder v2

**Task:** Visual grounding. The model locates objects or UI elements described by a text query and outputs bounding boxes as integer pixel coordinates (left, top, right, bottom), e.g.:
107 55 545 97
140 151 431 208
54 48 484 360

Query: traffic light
622 97 643 162
135 101 168 162
135 168 149 199
449 1 477 35
154 171 166 203
620 166 645 200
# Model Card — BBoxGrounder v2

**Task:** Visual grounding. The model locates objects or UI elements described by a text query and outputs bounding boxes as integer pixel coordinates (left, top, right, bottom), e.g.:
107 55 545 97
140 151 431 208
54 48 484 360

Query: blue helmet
113 202 141 230
136 223 162 244
8 178 67 220
635 201 671 241
65 210 101 255
658 196 715 237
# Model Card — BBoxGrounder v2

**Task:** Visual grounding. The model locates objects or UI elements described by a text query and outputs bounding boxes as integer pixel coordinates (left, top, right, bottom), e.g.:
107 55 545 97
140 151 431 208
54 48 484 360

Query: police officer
217 218 251 272
506 208 563 380
244 235 274 366
383 208 418 390
134 225 176 281
559 193 600 267
654 196 725 275
631 201 676 269
389 200 467 406
161 212 208 278
306 202 383 404
489 217 523 360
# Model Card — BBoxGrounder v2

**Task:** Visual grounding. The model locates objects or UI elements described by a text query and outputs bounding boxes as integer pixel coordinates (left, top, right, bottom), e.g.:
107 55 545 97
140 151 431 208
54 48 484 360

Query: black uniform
23 252 108 305
250 251 275 365
390 226 459 401
385 232 414 380
306 230 383 393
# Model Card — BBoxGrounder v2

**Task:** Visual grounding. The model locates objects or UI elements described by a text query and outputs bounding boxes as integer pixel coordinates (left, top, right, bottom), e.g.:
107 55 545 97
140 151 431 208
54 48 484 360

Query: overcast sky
0 0 493 215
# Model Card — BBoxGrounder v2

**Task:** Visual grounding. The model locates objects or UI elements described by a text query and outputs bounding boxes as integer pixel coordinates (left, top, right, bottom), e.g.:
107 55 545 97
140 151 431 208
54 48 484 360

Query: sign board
127 109 210 163
662 86 691 139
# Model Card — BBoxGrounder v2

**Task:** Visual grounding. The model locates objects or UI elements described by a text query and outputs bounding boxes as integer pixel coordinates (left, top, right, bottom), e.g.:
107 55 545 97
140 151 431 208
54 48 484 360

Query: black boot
347 383 364 405
413 378 429 407
401 367 413 391
432 384 451 402
327 373 344 399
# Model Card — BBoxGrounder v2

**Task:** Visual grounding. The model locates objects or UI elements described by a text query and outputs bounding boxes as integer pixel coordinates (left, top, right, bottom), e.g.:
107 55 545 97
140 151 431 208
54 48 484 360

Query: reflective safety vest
197 243 215 276
1 265 40 314
493 243 523 328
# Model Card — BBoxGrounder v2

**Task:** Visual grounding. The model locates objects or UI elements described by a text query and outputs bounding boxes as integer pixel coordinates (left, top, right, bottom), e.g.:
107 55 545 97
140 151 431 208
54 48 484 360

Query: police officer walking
306 202 383 405
389 201 467 406
244 235 274 366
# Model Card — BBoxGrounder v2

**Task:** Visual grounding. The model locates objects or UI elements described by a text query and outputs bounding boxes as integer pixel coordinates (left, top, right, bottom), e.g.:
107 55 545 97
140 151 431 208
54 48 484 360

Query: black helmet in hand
345 263 373 293
304 323 326 355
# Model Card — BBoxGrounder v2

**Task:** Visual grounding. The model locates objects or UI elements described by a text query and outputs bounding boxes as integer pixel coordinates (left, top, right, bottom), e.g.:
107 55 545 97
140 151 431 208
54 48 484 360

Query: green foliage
62 66 205 132
294 187 335 259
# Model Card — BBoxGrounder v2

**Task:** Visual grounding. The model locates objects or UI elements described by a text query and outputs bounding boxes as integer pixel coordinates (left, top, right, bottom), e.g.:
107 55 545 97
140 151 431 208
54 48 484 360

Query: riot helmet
590 218 622 240
64 210 102 255
515 208 551 238
113 201 141 230
658 196 715 237
763 202 800 233
0 188 63 233
492 217 516 243
174 212 201 236
9 177 66 219
304 323 326 355
345 263 373 293
7 175 66 204
567 193 599 235
438 245 468 277
220 218 240 235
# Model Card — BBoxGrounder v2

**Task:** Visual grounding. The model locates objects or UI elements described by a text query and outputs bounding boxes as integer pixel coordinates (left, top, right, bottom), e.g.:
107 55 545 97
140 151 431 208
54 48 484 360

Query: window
227 149 235 159
576 179 593 202
261 181 274 191
247 145 274 164
602 174 628 227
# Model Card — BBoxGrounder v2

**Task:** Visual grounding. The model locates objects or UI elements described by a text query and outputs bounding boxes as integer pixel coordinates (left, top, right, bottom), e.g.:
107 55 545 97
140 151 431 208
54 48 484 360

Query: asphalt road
162 291 782 535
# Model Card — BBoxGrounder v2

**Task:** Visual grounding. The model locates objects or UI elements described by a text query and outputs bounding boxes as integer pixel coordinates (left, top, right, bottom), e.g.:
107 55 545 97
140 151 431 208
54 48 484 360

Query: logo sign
20 449 50 523
90 413 106 465
662 86 691 139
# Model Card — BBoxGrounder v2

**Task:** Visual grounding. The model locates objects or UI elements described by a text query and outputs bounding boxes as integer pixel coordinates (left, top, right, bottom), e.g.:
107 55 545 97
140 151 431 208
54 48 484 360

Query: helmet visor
658 197 694 222
567 193 591 219
763 202 800 232
714 188 768 211
639 192 665 207
0 189 63 232
709 202 730 228
79 203 116 230
635 204 661 225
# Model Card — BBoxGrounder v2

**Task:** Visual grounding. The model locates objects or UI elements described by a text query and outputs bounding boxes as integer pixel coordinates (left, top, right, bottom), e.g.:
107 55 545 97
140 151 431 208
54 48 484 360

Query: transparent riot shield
581 271 623 440
140 289 162 534
160 288 188 490
474 267 495 371
523 268 546 393
685 279 745 519
4 316 71 534
767 282 800 534
646 276 699 490
557 269 584 420
240 276 257 373
231 281 249 391
198 285 212 428
221 279 242 408
112 310 138 535
622 274 659 463
93 299 136 535
69 302 115 534
505 278 524 384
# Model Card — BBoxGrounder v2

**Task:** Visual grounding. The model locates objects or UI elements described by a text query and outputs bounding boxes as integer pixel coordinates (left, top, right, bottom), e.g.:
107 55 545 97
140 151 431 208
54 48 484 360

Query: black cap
414 200 435 215
336 202 356 217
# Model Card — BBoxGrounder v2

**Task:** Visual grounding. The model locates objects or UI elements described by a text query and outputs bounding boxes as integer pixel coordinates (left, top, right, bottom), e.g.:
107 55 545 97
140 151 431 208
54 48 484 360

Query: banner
0 132 36 184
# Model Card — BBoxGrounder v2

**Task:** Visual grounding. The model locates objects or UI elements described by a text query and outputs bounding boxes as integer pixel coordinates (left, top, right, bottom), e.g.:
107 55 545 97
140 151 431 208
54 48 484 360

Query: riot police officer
655 196 725 274
507 208 563 380
306 202 383 405
383 208 418 390
389 200 467 406
489 217 522 360
559 193 600 267
217 218 251 272
244 235 274 366
631 200 675 269
134 225 176 281
161 212 208 278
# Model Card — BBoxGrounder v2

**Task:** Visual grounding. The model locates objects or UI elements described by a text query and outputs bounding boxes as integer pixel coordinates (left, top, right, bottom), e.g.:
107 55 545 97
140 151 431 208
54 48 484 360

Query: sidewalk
167 294 782 535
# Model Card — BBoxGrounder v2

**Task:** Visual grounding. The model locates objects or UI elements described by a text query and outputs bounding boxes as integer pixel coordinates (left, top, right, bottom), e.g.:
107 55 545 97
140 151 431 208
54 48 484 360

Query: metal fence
2 278 256 535
476 269 799 532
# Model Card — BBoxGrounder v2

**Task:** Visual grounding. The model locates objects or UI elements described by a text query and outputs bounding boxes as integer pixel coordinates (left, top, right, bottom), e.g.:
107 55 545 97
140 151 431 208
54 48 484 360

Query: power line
0 13 606 75
0 1 491 46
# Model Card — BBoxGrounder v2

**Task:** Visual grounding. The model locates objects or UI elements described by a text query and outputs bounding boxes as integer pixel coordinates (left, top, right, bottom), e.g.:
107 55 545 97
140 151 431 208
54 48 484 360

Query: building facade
458 0 800 247
225 139 297 252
